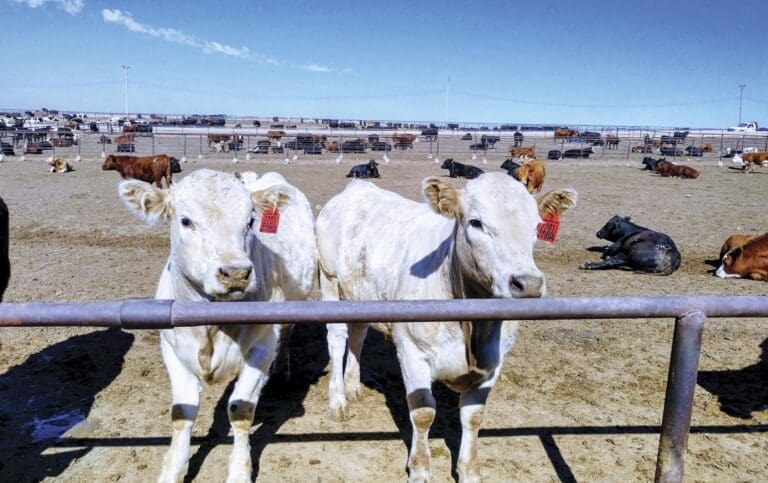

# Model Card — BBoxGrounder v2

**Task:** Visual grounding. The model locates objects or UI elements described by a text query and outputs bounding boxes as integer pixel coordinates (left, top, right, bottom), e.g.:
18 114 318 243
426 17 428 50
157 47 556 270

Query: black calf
441 158 484 179
581 215 681 275
346 160 381 178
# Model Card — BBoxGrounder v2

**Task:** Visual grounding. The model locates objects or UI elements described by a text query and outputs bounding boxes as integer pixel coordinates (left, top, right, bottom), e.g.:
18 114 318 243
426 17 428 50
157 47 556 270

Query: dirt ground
0 143 766 482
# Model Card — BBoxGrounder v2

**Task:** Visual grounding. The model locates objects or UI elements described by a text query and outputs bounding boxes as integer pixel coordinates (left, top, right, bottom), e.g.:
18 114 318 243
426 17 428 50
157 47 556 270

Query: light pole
122 65 130 116
738 84 746 125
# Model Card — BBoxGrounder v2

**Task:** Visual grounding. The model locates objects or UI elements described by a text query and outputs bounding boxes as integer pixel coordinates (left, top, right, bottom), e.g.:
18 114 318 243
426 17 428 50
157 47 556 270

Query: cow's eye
469 219 483 229
180 217 193 228
247 217 255 230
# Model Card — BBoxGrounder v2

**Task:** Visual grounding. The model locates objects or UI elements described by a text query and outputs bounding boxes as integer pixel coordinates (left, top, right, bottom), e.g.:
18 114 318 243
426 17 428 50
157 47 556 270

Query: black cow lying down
346 160 381 178
500 158 521 180
441 158 484 179
581 215 681 275
641 156 663 170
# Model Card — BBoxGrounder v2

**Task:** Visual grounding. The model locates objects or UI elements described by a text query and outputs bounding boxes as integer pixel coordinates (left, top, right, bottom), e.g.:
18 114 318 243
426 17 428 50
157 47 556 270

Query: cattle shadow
698 338 768 419
182 322 329 481
0 328 134 481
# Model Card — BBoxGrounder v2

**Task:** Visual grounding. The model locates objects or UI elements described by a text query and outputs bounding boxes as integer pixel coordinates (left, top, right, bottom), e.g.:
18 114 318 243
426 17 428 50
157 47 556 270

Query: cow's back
317 181 454 300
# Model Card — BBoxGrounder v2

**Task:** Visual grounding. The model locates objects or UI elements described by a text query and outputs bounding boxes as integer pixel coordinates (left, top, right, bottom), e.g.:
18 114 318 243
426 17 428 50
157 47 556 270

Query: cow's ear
537 188 578 216
252 185 291 214
422 177 460 218
119 180 171 225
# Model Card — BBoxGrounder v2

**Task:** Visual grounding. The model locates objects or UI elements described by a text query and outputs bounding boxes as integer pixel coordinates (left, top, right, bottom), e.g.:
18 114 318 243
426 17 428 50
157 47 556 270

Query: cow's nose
509 274 544 298
217 264 253 289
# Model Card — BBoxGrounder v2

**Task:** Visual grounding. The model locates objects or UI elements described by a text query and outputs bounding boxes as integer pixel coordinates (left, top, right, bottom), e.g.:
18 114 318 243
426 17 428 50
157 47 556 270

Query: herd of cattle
1 134 767 480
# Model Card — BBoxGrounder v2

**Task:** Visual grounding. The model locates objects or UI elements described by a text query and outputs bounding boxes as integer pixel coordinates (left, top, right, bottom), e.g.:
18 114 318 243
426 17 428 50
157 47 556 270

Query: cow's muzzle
509 274 544 298
215 263 254 296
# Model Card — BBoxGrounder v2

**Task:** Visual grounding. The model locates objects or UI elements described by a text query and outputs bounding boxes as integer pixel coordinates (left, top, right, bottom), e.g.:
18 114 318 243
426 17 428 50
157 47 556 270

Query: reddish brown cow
207 134 232 144
509 146 536 158
391 133 416 149
516 157 546 193
102 154 174 188
554 128 577 140
655 160 699 179
740 151 768 173
266 130 286 140
719 233 762 260
716 233 768 280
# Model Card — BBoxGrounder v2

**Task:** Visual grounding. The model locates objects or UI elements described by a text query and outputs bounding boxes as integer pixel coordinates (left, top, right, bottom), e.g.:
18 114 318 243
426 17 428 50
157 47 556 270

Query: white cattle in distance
119 168 317 483
316 173 577 482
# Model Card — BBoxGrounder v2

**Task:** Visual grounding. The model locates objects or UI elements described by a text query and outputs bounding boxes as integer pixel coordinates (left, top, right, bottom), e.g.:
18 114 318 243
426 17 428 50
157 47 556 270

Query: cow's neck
447 223 502 389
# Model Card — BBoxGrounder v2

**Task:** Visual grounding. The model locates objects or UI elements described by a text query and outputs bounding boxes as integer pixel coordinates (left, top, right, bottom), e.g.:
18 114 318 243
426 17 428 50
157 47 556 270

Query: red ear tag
259 208 280 234
536 213 560 243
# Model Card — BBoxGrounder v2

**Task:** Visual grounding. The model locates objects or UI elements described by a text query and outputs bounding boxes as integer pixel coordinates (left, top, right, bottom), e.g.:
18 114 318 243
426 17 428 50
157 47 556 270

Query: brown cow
102 154 173 188
716 233 768 280
266 130 286 140
554 128 577 140
516 157 546 193
392 133 416 148
655 160 699 178
114 134 134 144
740 151 768 173
701 143 714 153
48 158 73 173
719 233 763 260
207 134 232 144
323 139 339 153
632 145 653 153
605 134 620 149
509 146 535 158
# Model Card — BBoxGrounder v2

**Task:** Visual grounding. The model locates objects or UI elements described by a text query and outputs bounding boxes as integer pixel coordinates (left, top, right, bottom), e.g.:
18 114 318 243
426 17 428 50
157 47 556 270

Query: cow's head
440 158 454 169
422 173 574 299
101 155 116 170
596 215 629 240
716 247 747 279
119 168 291 301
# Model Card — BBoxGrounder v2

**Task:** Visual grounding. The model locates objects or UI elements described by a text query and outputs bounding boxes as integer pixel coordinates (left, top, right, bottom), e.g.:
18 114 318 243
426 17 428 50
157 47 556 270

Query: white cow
316 173 576 482
119 168 316 483
238 170 319 378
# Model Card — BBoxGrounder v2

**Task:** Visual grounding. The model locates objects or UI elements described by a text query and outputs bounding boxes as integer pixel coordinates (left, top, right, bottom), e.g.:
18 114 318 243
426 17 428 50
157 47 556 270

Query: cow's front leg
456 385 494 483
344 323 369 402
326 322 350 420
226 328 279 483
158 336 201 483
398 344 436 483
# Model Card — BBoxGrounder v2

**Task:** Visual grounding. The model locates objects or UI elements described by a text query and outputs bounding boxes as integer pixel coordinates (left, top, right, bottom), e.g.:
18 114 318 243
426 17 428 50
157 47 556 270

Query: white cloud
302 64 332 73
102 9 196 46
202 41 252 61
101 9 256 61
14 0 85 15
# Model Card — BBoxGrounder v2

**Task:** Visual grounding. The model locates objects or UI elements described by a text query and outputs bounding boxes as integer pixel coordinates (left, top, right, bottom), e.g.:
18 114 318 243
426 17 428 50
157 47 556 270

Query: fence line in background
1 295 767 482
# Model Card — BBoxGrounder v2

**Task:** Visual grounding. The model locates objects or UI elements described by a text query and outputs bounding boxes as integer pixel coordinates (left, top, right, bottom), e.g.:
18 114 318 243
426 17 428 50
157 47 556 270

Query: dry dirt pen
0 144 766 481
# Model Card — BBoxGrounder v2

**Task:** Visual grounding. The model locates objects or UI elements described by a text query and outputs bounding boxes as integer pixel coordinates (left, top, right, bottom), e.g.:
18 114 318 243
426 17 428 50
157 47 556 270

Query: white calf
119 168 312 483
317 173 576 482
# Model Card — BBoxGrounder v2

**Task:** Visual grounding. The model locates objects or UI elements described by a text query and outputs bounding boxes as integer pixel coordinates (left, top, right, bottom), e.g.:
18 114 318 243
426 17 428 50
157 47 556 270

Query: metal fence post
654 310 706 483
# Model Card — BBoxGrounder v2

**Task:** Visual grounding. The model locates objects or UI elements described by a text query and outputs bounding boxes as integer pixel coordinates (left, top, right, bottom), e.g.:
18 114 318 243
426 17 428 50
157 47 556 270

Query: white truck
727 121 759 132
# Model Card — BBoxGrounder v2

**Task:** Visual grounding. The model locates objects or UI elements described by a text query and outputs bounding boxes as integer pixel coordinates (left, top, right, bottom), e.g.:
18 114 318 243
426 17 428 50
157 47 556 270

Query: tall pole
122 65 130 116
738 84 746 125
445 76 450 123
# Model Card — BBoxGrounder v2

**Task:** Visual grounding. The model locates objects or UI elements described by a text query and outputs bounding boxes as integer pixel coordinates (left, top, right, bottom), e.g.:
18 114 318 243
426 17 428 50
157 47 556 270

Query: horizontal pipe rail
0 295 766 328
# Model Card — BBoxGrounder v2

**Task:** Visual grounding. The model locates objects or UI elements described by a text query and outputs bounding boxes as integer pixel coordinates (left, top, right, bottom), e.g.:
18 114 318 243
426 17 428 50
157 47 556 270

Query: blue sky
2 0 767 127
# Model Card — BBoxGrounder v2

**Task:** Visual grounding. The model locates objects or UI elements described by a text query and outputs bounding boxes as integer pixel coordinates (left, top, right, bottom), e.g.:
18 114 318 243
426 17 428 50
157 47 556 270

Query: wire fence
2 124 768 166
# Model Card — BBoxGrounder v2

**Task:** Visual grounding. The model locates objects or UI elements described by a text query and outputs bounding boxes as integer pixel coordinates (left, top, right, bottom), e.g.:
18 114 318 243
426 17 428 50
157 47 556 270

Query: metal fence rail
1 295 767 482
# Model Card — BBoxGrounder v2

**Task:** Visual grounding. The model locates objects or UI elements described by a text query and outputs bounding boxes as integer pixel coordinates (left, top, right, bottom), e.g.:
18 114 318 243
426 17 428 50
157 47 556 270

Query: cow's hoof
328 402 351 421
345 383 361 402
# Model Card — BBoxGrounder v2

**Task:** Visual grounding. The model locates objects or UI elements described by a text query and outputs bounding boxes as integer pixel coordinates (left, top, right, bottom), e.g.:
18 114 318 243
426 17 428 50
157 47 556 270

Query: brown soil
0 147 766 481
